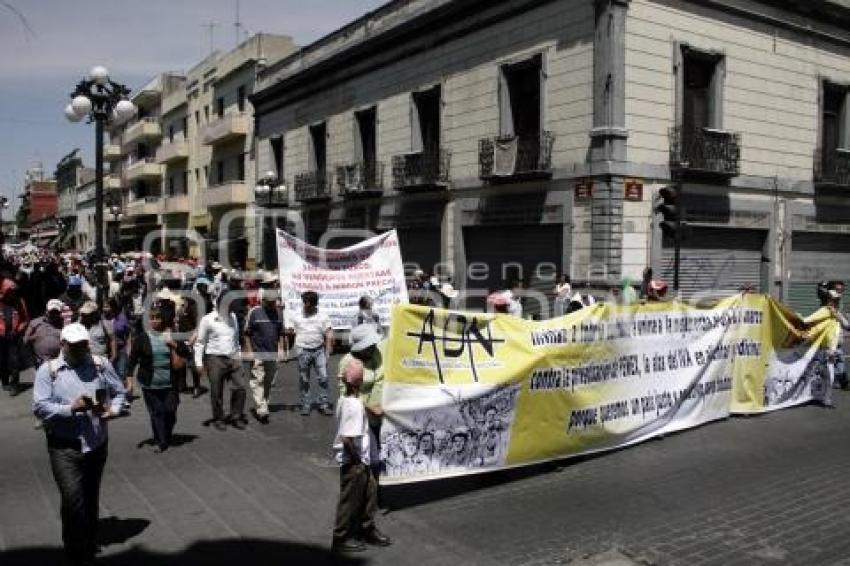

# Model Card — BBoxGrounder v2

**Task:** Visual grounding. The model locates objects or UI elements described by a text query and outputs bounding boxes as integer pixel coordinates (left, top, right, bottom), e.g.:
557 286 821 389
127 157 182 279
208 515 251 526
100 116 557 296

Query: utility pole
202 22 218 54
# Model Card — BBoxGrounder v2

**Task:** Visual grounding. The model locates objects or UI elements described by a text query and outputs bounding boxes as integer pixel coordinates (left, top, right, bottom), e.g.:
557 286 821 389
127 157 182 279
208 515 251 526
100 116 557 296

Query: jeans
113 350 129 380
47 438 107 565
204 355 247 421
298 347 329 409
0 336 21 389
249 359 277 417
142 388 179 449
333 462 378 543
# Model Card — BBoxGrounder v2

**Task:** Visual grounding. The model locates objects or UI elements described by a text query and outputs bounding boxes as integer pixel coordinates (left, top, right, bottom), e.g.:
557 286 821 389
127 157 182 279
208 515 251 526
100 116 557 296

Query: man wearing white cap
32 323 126 566
24 299 66 367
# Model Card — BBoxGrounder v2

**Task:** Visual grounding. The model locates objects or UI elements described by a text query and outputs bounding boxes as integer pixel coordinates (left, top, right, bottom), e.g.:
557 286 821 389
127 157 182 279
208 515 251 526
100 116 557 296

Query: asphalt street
1 356 850 566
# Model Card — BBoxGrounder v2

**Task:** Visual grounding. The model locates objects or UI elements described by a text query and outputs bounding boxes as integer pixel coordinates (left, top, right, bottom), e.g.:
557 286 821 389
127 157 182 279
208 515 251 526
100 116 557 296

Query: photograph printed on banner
763 345 832 408
381 383 520 479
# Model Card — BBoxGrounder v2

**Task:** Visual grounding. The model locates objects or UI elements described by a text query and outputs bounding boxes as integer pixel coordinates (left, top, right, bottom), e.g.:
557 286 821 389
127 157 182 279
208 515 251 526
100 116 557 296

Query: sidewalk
1 360 850 565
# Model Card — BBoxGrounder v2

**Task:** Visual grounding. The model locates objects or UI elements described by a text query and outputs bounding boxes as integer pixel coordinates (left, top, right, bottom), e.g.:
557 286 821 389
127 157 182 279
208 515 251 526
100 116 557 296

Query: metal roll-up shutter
463 224 563 318
397 227 441 275
788 232 850 319
661 227 765 299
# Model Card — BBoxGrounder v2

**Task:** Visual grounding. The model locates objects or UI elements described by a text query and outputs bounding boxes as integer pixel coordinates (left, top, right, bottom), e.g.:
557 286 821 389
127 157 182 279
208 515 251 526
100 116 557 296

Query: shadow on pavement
97 516 151 546
2 538 366 566
136 434 198 449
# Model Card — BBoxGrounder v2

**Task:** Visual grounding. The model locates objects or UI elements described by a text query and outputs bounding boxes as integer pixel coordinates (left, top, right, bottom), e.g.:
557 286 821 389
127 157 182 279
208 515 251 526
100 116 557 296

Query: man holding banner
286 291 334 416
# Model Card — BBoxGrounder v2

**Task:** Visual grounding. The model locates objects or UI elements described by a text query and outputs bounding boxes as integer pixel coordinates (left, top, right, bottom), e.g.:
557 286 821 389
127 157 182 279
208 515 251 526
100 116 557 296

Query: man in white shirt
285 290 334 416
195 295 247 430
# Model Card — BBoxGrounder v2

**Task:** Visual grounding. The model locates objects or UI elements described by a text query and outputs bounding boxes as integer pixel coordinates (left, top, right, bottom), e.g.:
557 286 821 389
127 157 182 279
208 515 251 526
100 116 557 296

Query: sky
0 0 387 215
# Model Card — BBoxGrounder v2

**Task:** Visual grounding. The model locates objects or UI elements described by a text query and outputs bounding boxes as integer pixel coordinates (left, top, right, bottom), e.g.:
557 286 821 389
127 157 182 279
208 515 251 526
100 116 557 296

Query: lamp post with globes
253 171 286 267
64 66 136 308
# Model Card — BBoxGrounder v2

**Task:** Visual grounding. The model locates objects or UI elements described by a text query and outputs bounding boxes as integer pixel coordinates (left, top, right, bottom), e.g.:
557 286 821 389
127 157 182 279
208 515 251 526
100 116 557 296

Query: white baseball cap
46 299 65 312
60 323 90 344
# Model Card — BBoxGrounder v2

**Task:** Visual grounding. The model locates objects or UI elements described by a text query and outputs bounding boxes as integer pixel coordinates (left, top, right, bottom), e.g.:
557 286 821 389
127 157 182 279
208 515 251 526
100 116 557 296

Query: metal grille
294 171 330 202
814 149 850 186
479 131 555 179
669 126 740 177
336 161 384 197
391 149 450 190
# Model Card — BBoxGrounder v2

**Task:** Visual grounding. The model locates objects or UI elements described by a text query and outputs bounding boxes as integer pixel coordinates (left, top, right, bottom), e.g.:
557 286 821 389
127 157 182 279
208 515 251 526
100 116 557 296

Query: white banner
276 229 409 330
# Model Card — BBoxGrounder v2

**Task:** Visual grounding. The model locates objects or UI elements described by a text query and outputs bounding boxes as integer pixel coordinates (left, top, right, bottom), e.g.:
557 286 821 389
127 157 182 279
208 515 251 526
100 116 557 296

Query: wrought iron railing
337 161 384 196
669 126 740 177
814 148 850 186
294 170 331 201
391 149 451 190
479 131 555 179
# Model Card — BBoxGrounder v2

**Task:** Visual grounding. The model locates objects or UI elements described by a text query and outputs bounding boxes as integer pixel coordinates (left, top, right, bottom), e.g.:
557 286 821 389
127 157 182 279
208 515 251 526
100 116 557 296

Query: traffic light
655 185 681 239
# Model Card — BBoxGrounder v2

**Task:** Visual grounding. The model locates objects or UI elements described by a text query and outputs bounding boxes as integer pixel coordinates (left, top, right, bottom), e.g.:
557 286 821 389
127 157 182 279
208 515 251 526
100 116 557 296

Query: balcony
155 140 189 164
163 193 191 214
814 148 850 187
125 196 162 217
337 161 384 197
104 174 123 190
294 171 331 202
124 158 163 182
202 112 249 146
479 131 555 182
104 144 122 161
391 149 451 191
669 126 740 179
122 117 162 147
206 180 250 207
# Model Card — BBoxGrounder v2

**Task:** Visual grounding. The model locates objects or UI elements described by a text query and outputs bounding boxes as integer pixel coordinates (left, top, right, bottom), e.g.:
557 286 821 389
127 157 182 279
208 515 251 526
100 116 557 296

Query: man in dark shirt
24 299 65 368
244 287 286 424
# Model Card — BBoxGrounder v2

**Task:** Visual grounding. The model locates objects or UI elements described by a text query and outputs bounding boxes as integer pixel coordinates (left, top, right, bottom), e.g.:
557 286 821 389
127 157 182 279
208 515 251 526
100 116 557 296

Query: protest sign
276 229 408 329
379 294 839 484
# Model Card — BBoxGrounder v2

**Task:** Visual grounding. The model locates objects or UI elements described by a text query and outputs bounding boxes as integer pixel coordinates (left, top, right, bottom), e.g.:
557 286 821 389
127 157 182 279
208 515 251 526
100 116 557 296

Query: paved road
1 357 850 565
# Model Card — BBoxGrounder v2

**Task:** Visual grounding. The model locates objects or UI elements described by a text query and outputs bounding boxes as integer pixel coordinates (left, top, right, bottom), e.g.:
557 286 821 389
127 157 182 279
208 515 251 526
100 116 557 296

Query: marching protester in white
286 290 334 416
194 294 248 430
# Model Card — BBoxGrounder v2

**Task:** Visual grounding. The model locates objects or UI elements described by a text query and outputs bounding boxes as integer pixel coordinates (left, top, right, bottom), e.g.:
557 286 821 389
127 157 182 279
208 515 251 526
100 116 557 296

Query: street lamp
108 204 123 255
254 171 286 268
65 66 136 308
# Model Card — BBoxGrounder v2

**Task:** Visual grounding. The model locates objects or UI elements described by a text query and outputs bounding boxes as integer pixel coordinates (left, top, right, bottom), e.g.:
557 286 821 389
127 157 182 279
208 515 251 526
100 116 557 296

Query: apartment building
155 33 296 267
54 149 94 251
251 0 850 317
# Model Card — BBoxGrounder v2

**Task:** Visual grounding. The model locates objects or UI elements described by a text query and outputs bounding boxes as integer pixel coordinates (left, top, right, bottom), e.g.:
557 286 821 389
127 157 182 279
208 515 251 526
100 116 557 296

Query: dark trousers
205 355 247 421
47 439 107 565
142 388 179 449
0 336 21 388
176 364 201 392
333 462 378 543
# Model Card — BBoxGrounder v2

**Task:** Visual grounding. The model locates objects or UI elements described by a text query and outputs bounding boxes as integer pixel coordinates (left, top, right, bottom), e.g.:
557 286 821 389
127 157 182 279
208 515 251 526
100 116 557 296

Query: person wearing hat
32 322 126 566
338 324 385 478
24 299 66 368
331 358 391 553
244 285 286 424
286 290 334 416
0 277 28 396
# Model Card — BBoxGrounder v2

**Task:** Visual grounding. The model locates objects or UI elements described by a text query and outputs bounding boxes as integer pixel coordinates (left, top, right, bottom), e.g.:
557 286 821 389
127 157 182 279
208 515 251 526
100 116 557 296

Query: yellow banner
379 294 839 484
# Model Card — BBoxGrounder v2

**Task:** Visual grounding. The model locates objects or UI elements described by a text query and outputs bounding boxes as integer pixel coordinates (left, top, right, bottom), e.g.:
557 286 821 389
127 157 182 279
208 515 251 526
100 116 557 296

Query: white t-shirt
333 396 370 465
285 310 331 349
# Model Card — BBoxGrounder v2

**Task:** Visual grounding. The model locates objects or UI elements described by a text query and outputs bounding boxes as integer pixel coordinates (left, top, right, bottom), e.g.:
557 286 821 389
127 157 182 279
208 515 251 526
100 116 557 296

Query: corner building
250 0 850 317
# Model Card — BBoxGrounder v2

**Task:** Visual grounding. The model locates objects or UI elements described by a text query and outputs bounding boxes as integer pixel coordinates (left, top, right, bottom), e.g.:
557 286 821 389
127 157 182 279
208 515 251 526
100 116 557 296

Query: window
195 168 200 188
216 160 224 184
204 165 209 186
237 154 245 181
355 107 377 165
182 117 188 139
499 54 543 141
411 86 441 155
237 86 246 112
216 97 225 118
195 111 200 126
204 105 210 123
676 46 724 131
822 82 848 154
168 125 175 143
270 136 284 179
309 122 327 173
183 171 189 194
168 176 175 195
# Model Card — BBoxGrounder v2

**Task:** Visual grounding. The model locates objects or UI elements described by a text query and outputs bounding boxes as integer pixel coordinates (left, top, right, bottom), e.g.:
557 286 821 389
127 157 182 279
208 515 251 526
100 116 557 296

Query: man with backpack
32 323 126 566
